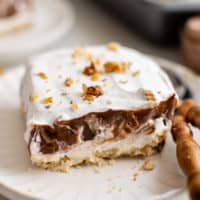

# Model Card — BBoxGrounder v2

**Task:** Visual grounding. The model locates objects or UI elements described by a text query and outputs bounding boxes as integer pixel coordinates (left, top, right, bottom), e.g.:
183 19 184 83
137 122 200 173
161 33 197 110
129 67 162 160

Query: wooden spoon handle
172 116 200 200
178 99 200 129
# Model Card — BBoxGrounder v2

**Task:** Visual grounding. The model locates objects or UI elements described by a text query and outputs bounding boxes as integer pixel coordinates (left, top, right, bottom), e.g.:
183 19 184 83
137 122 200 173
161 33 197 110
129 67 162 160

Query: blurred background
0 0 199 73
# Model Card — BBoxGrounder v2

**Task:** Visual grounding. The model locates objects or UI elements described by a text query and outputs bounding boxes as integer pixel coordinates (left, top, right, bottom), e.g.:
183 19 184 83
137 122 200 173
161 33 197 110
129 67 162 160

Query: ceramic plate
0 57 199 200
0 0 75 64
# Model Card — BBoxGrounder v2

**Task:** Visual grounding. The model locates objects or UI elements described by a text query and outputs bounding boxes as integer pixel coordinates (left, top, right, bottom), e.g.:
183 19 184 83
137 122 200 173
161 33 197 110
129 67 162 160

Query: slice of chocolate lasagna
21 43 178 172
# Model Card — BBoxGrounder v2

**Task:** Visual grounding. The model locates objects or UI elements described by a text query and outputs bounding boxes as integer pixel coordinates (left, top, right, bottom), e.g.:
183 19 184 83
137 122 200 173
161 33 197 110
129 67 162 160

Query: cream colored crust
31 134 165 172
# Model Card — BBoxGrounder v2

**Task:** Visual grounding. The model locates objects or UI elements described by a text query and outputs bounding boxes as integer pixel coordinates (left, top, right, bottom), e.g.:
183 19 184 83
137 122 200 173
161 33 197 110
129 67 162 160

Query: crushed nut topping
86 53 102 65
91 72 100 81
70 101 78 111
82 84 103 101
107 42 120 51
0 66 5 76
132 70 141 77
83 62 97 76
71 48 88 59
64 78 73 87
144 90 156 104
104 61 128 73
42 97 53 104
29 92 39 102
36 72 48 80
142 160 155 171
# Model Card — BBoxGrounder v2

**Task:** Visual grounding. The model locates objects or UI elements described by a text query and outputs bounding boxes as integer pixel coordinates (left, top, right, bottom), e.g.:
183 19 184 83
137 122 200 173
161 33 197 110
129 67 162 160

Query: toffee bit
29 92 39 102
144 89 156 104
82 84 103 101
83 62 97 76
36 72 48 80
70 101 78 111
132 70 141 77
42 97 53 104
142 160 155 171
107 42 120 51
86 53 102 65
91 72 100 81
104 61 128 73
64 78 73 87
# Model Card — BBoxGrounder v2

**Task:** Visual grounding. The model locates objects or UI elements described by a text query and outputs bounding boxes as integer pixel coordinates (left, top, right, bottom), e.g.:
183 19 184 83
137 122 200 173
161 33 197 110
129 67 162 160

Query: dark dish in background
181 16 200 74
95 0 200 44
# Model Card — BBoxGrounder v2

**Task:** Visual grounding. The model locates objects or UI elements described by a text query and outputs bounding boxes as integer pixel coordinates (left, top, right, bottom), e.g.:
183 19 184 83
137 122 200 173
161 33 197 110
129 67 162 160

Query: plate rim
0 0 75 62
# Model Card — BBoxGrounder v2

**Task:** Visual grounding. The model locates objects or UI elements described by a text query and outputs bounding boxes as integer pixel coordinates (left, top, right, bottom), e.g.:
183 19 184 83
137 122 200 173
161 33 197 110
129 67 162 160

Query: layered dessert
21 43 178 172
0 0 32 36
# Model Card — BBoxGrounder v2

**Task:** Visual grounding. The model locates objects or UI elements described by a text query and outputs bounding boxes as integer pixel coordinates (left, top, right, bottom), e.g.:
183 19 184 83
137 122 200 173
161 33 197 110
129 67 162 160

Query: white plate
0 0 75 64
0 58 199 200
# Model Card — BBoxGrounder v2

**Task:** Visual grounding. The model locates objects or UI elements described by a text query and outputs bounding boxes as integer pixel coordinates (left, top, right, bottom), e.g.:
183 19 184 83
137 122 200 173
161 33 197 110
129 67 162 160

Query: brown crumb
42 97 53 104
29 92 39 102
104 61 128 73
64 78 73 87
142 160 155 171
82 84 103 101
36 72 48 80
144 90 156 104
70 101 78 111
0 66 5 76
91 72 100 81
83 62 97 76
132 71 140 77
107 42 120 51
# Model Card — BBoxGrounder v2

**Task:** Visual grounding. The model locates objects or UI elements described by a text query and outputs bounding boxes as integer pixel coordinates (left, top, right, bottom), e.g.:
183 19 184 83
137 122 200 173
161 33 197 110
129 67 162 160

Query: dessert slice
0 0 32 36
21 43 178 172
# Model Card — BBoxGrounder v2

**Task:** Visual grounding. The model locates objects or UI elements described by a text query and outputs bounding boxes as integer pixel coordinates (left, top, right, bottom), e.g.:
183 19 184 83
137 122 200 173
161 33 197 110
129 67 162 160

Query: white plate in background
0 0 75 65
0 57 199 200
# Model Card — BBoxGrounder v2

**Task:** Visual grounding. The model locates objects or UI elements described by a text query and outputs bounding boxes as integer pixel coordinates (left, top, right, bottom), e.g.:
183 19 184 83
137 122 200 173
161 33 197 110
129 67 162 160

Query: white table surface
0 0 181 199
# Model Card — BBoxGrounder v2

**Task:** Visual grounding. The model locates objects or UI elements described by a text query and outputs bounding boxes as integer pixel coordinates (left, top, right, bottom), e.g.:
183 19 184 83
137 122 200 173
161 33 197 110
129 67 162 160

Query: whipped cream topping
21 44 177 141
